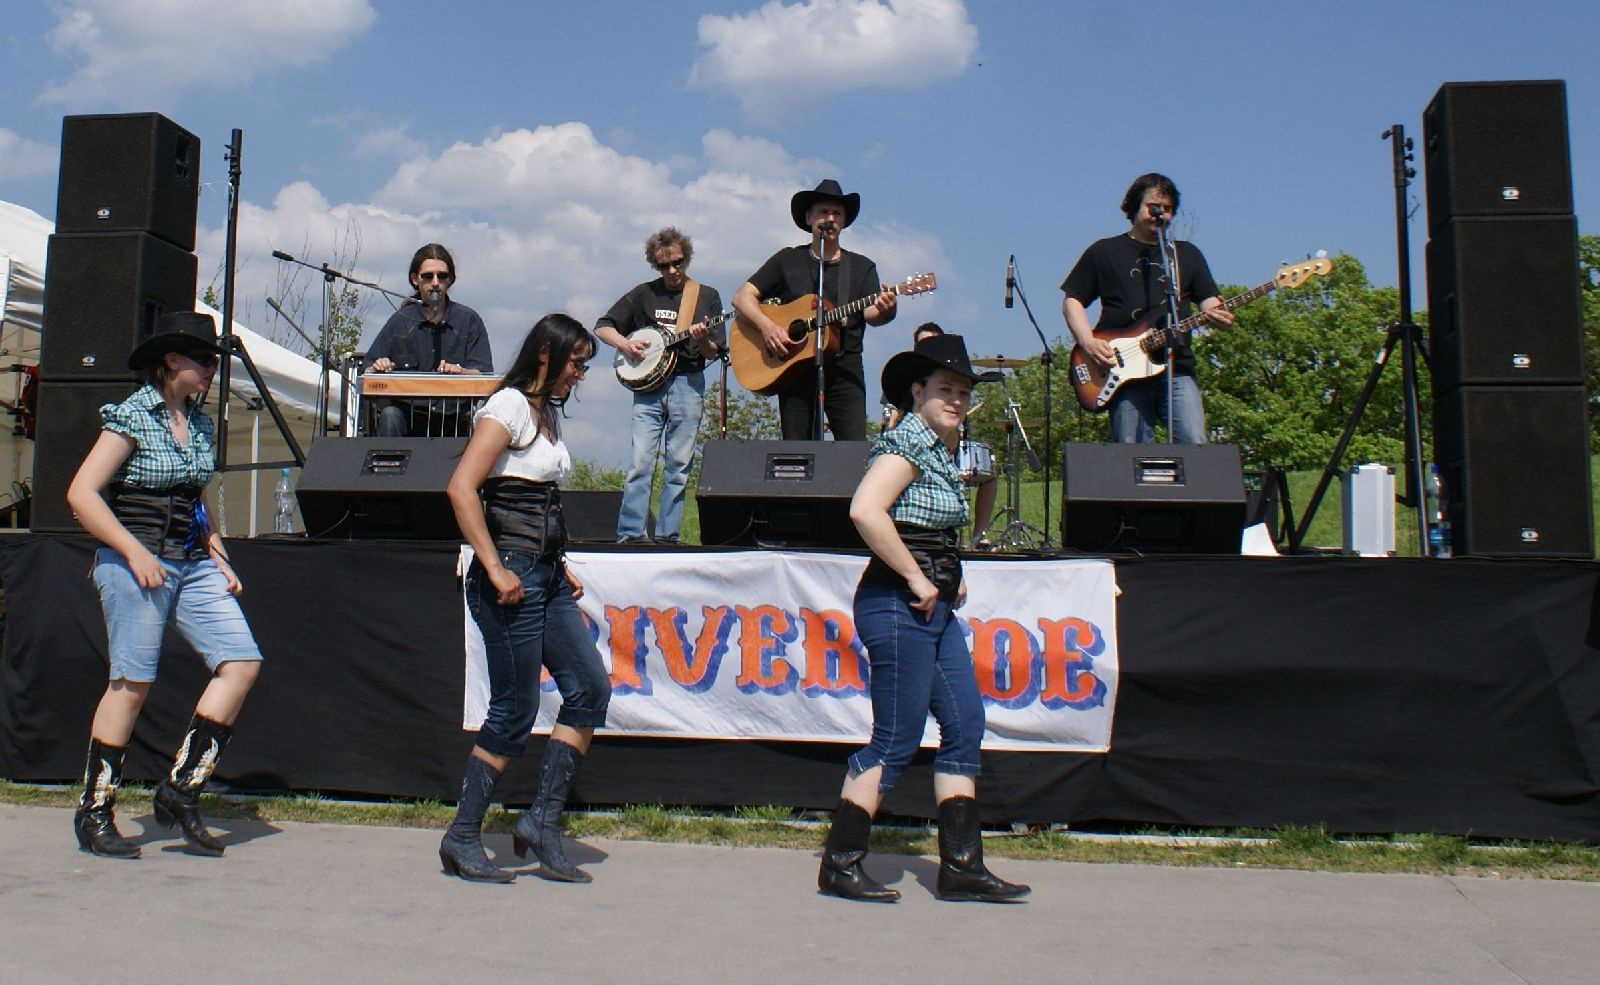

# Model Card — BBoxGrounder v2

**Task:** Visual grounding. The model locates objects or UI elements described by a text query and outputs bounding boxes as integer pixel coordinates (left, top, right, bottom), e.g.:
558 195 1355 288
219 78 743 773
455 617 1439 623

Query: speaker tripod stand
973 369 1047 552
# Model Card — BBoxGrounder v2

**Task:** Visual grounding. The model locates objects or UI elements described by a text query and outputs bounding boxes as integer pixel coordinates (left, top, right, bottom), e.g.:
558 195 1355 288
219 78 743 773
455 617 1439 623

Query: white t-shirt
472 387 571 484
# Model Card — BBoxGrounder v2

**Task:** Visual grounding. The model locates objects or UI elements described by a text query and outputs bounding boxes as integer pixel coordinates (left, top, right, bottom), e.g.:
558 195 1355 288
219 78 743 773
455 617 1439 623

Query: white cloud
40 0 377 107
0 130 57 180
205 124 945 467
689 0 977 119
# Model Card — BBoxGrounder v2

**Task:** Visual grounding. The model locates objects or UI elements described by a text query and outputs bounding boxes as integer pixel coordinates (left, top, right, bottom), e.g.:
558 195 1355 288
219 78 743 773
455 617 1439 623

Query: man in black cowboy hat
732 178 898 441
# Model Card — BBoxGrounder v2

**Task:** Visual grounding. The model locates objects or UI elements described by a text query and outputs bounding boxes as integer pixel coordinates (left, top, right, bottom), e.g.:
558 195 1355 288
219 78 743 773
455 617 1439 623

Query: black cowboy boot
935 796 1031 902
152 714 232 857
439 754 515 883
74 739 140 859
817 799 899 902
512 739 590 882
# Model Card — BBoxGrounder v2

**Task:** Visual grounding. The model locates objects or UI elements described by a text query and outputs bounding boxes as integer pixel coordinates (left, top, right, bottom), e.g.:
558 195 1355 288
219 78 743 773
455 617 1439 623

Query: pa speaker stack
31 114 201 532
1423 81 1592 557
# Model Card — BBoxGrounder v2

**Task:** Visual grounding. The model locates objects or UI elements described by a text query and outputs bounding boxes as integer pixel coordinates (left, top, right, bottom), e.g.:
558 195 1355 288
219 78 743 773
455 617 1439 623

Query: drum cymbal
970 356 1022 369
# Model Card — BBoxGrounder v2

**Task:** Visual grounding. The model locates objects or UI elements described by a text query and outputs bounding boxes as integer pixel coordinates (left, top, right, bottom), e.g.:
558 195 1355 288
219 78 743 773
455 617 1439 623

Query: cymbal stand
978 376 1047 551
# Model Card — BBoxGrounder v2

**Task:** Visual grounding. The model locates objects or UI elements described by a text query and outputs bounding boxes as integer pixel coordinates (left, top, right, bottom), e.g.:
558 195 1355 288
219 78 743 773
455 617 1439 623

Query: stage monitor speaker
1433 386 1592 558
40 232 198 380
695 440 868 548
56 113 200 250
30 380 142 533
296 438 624 543
1422 80 1572 235
1061 443 1247 554
297 437 465 540
1425 215 1583 391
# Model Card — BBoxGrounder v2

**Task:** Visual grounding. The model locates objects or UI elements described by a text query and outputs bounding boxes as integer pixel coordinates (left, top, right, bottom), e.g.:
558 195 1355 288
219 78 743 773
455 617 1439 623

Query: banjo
613 310 734 393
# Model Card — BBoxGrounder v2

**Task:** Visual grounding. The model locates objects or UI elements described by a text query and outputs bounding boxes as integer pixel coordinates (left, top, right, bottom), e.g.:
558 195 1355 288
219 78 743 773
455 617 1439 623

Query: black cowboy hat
790 178 861 231
881 333 992 409
128 311 224 370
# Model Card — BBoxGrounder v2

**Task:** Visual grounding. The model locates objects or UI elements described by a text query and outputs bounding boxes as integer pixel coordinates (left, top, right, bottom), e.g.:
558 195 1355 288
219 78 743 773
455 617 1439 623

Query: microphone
271 250 295 262
1004 255 1015 309
428 288 442 309
1148 204 1167 225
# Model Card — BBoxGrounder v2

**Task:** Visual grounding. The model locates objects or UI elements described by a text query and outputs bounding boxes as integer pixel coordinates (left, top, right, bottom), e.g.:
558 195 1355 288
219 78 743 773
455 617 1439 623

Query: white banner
463 550 1119 753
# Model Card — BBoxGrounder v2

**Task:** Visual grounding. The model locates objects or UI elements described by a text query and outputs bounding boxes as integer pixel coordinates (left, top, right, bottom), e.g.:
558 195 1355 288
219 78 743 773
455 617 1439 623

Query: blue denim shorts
92 548 264 683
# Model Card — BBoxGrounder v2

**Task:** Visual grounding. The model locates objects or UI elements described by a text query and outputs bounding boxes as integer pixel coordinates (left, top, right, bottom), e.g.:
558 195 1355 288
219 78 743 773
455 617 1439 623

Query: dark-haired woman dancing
441 313 611 883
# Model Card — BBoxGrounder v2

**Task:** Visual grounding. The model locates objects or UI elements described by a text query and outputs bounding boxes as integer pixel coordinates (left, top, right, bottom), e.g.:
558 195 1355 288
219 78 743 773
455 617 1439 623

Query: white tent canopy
0 199 344 535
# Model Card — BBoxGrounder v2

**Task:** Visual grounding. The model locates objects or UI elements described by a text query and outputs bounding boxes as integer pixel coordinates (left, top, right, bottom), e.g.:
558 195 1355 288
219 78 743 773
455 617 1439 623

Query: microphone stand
1151 208 1184 445
810 224 832 440
1004 256 1056 548
269 249 411 440
213 128 305 477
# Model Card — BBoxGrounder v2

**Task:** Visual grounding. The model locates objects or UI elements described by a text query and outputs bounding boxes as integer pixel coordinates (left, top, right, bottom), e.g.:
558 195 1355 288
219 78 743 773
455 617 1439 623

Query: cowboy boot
152 714 231 857
438 755 515 883
935 796 1031 902
512 739 590 882
817 799 899 902
73 739 140 859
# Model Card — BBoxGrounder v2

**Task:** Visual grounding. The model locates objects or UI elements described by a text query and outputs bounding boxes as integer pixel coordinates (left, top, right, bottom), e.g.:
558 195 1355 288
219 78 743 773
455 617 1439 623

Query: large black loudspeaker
695 440 868 548
1423 81 1571 235
1433 386 1592 558
29 380 141 532
295 438 623 542
1425 215 1584 390
56 113 200 250
297 438 467 540
40 232 198 379
1061 443 1247 554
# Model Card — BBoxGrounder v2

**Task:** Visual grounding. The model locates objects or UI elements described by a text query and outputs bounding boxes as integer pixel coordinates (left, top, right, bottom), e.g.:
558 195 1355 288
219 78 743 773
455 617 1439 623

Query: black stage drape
3 534 1597 841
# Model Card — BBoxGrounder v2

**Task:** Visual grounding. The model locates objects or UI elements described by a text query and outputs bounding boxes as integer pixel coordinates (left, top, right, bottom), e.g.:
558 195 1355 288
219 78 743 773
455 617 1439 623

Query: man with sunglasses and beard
595 227 724 545
364 243 494 437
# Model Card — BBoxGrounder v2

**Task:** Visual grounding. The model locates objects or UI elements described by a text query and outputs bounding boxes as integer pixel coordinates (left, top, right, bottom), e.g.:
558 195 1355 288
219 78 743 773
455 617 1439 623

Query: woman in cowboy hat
66 310 264 859
816 332 1030 904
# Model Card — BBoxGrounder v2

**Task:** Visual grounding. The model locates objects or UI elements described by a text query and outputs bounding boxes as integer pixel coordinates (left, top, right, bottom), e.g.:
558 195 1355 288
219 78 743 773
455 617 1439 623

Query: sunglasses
180 351 220 368
652 257 687 272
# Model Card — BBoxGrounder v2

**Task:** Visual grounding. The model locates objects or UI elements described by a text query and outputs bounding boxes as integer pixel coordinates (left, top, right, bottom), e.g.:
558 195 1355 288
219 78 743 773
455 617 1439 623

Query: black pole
214 129 242 471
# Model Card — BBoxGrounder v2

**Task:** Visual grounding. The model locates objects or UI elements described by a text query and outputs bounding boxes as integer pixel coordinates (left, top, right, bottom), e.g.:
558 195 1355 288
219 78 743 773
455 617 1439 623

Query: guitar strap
675 279 702 336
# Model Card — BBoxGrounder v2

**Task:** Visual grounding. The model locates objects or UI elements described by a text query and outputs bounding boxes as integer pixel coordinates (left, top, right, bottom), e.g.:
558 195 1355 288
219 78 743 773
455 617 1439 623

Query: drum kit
959 356 1049 552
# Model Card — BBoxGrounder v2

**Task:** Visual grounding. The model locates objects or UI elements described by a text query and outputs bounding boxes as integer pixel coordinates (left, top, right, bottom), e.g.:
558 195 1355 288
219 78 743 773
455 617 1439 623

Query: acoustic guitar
729 272 937 396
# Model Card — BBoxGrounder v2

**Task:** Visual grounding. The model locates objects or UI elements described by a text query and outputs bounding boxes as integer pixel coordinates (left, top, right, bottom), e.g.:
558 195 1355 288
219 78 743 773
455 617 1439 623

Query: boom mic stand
1151 206 1185 444
213 128 305 475
1290 124 1430 554
1003 256 1056 547
268 250 410 440
810 222 833 440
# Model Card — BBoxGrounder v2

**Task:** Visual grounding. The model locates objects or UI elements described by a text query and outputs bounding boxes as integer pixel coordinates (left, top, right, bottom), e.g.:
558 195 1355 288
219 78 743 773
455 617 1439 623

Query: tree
700 380 781 441
259 220 372 370
1580 234 1600 451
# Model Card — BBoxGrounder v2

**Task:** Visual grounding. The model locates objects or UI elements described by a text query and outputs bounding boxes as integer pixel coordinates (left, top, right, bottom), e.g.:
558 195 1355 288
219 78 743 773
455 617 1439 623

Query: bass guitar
729 272 937 396
1068 258 1332 412
613 311 735 393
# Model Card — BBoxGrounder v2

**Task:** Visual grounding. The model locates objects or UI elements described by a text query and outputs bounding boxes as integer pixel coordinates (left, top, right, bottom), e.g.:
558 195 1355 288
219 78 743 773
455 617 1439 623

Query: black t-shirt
596 278 725 375
746 245 882 358
1061 234 1220 376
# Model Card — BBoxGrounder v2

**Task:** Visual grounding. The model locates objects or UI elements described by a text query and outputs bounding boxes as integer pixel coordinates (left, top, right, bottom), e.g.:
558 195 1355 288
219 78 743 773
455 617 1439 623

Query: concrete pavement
1 803 1597 984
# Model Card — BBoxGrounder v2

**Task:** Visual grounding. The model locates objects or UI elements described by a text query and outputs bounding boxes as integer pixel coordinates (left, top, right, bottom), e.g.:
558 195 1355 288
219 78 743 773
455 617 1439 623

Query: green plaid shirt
100 384 216 490
874 413 968 530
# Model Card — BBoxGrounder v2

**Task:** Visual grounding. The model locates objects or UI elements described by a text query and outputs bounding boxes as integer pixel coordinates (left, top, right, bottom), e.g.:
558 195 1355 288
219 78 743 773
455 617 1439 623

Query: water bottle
273 467 296 535
1425 463 1452 559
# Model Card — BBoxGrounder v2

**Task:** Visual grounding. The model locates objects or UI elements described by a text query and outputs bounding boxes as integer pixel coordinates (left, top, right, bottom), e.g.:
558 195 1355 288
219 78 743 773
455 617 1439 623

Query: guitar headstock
1275 257 1333 288
896 272 938 297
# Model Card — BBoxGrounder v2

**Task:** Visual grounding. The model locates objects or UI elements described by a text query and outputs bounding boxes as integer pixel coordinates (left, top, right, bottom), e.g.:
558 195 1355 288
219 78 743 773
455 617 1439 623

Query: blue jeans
618 372 704 540
847 582 985 793
92 548 263 683
465 551 611 758
1110 373 1207 444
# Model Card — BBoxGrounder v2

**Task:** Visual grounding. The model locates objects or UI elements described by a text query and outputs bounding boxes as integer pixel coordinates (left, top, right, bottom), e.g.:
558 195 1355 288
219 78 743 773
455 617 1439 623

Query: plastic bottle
273 467 296 535
1425 463 1452 559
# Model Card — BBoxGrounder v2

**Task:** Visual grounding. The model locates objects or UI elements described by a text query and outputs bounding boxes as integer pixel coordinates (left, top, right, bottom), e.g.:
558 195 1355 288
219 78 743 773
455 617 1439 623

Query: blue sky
2 0 1596 467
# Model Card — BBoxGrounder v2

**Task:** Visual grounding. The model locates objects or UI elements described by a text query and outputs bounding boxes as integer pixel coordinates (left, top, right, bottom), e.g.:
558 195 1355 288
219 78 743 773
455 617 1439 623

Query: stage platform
3 533 1598 842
